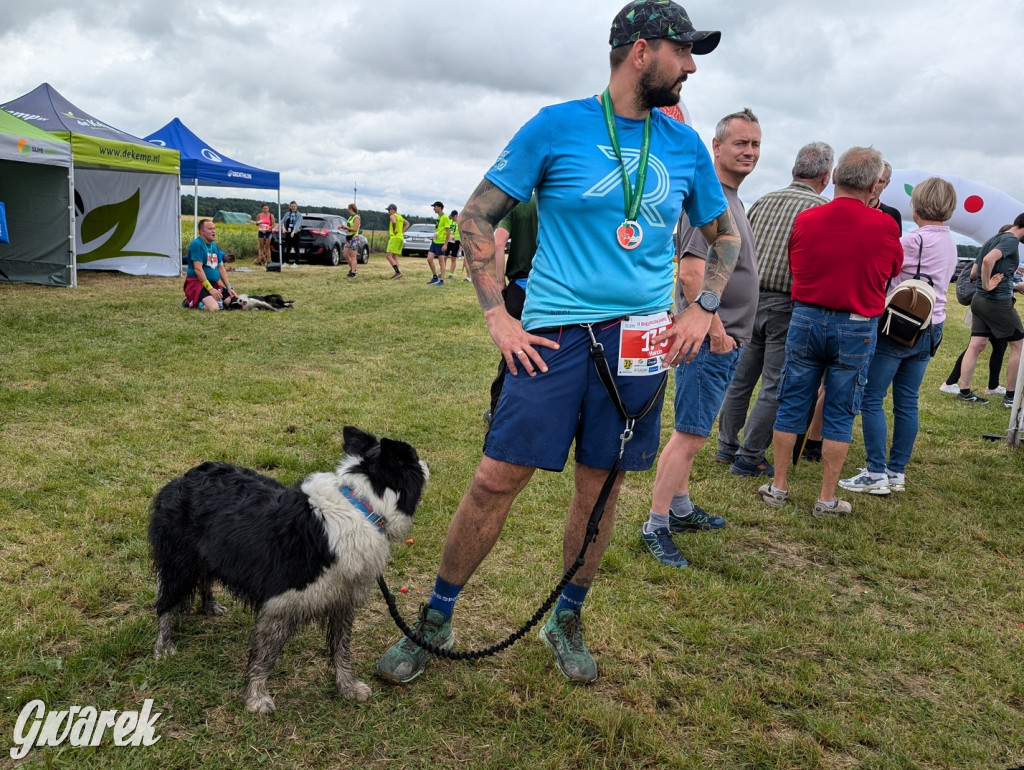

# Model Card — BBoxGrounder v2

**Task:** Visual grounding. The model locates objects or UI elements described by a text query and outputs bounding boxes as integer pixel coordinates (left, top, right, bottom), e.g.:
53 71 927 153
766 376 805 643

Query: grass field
1 254 1022 769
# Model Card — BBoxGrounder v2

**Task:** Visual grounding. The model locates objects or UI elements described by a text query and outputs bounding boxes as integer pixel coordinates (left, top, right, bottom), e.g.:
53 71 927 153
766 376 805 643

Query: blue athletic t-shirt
186 237 224 283
485 96 727 330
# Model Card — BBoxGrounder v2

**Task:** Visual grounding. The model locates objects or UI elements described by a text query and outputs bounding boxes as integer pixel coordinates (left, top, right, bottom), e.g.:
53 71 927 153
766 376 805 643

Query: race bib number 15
618 312 672 376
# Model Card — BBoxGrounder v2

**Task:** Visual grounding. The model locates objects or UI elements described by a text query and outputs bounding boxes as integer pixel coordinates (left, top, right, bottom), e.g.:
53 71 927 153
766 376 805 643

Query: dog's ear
379 437 420 470
343 426 379 458
378 438 427 516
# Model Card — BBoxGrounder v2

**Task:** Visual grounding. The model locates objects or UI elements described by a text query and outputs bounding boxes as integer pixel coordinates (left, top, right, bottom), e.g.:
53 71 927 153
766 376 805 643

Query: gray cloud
2 0 1022 224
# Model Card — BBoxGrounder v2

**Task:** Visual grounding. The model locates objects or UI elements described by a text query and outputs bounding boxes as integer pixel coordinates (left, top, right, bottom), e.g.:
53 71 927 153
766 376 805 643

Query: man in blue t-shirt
183 219 237 311
377 0 739 686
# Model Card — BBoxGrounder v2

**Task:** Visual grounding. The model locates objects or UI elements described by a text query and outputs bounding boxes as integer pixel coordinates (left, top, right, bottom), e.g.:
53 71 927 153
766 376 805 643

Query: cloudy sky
3 0 1023 228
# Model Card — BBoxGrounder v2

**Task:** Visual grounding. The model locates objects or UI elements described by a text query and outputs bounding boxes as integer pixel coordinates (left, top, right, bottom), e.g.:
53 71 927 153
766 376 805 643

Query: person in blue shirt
377 0 739 686
183 219 237 310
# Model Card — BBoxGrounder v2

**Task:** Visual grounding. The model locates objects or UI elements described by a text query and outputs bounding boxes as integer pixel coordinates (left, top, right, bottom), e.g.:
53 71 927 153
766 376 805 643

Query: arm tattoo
461 179 519 313
699 208 741 296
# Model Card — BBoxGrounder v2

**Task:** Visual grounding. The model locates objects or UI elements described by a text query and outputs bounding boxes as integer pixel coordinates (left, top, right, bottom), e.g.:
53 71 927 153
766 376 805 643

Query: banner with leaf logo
75 169 180 276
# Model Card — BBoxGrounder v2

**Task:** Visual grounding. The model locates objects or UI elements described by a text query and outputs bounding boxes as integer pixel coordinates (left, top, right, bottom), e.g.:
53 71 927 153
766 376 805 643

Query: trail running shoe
669 505 726 532
730 456 775 477
838 468 891 495
957 390 988 403
376 604 453 684
1003 395 1014 409
427 275 439 285
812 498 853 519
712 450 736 464
758 483 788 508
539 609 598 683
640 526 689 566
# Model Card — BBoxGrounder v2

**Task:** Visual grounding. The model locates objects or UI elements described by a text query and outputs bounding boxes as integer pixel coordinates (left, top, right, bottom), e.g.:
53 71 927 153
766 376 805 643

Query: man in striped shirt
716 142 834 477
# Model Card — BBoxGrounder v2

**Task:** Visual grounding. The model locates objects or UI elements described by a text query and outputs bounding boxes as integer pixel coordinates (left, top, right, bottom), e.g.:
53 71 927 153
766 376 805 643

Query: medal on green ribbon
601 87 651 250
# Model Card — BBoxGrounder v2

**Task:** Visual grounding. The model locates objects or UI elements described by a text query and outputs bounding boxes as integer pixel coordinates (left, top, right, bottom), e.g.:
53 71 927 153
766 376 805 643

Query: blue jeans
860 322 943 475
672 340 741 437
717 291 792 463
774 304 877 443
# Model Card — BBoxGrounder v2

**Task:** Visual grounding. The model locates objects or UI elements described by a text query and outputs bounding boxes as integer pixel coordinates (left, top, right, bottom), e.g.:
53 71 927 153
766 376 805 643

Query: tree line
180 195 433 230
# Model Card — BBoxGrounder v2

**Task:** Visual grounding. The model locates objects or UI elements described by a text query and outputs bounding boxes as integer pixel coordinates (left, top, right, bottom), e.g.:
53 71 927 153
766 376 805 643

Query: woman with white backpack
840 177 959 495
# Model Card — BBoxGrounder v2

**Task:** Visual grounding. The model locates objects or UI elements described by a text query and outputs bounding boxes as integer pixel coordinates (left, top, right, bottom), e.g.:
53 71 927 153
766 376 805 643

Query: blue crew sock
643 509 670 534
670 492 694 517
426 575 463 621
554 582 590 615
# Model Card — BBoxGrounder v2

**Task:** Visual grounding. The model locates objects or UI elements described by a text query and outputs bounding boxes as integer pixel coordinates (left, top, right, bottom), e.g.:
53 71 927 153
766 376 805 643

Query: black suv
271 214 369 266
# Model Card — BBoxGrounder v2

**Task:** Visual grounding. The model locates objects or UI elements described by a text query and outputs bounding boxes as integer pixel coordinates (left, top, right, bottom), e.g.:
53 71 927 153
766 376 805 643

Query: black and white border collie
148 426 428 713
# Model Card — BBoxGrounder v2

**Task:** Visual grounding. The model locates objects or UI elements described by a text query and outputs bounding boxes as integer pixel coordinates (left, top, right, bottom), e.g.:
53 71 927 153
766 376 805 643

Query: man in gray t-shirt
641 109 761 568
674 184 758 343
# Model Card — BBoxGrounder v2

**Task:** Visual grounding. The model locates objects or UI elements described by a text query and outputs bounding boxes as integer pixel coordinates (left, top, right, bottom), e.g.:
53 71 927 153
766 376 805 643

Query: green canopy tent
0 109 74 286
213 211 252 224
1 83 181 278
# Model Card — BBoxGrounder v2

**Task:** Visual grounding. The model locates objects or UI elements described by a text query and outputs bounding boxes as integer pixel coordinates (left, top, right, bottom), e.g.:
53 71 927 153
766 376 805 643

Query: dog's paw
338 680 372 702
202 600 228 616
245 694 277 714
153 641 176 660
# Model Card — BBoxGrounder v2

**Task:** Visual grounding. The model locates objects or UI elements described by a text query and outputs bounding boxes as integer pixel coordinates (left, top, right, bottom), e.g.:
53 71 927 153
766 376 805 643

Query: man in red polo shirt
758 146 903 519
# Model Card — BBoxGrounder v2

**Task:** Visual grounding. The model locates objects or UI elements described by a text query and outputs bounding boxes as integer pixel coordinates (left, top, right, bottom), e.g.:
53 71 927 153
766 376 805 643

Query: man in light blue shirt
377 0 740 686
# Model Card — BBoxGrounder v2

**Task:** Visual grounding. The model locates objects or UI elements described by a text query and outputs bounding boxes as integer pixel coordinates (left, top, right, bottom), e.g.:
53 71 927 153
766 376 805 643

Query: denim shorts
672 340 741 437
774 303 877 443
484 321 667 472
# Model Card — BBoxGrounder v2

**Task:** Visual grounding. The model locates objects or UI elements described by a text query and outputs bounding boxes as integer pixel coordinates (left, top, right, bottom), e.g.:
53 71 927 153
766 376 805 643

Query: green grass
1 255 1022 769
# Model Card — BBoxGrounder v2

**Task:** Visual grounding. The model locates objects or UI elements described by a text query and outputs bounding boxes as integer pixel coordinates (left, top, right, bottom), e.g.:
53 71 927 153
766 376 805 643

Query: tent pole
69 162 77 288
1007 349 1024 447
176 177 182 276
193 181 198 239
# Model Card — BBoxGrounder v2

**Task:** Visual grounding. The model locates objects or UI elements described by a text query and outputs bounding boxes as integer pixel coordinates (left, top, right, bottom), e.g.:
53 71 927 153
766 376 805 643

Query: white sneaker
985 386 1007 396
939 383 959 395
838 468 890 495
886 470 905 492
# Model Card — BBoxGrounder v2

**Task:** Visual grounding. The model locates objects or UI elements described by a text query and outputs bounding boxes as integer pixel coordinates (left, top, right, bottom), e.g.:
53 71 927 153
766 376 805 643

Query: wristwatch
694 291 721 313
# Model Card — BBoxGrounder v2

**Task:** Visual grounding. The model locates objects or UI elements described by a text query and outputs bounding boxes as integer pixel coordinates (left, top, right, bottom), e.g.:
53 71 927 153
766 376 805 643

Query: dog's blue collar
341 486 385 532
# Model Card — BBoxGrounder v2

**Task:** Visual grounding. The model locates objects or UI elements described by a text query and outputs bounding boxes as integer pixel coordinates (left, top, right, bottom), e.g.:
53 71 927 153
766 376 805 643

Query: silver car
402 223 435 257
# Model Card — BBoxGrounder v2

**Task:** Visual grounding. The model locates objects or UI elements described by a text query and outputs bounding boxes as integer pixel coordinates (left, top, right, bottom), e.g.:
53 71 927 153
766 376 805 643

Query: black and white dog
223 292 294 311
148 426 428 713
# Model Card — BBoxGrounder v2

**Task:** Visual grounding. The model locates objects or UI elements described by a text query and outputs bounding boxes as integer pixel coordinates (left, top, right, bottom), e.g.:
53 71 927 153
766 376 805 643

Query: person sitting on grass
183 219 238 311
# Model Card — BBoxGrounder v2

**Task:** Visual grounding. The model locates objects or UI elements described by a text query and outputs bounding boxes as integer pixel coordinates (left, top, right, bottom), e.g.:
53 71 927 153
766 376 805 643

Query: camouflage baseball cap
609 0 720 55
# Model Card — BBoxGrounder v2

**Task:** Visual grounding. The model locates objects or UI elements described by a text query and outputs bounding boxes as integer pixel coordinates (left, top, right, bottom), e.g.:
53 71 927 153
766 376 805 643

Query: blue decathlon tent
144 118 280 240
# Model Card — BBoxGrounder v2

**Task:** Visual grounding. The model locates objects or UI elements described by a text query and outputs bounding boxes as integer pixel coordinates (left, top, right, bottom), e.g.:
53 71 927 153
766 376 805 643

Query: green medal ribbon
600 87 651 225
